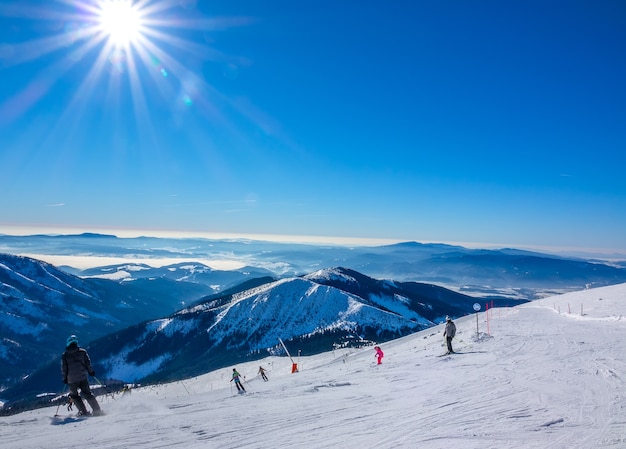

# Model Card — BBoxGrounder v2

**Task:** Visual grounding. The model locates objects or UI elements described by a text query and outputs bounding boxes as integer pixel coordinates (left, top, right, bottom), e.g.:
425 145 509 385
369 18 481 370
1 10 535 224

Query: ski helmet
66 335 78 347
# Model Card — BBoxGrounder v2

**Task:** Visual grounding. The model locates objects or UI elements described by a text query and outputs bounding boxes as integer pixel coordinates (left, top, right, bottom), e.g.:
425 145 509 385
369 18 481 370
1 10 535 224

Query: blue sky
0 0 624 253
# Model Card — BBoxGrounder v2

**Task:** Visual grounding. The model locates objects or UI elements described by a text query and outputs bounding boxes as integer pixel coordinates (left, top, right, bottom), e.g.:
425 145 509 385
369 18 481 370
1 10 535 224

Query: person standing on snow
231 368 246 392
374 346 384 365
443 316 457 354
258 366 269 381
61 335 102 416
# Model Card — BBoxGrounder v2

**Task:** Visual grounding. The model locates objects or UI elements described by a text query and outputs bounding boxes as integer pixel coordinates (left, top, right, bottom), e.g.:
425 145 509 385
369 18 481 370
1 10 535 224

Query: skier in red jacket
374 346 384 365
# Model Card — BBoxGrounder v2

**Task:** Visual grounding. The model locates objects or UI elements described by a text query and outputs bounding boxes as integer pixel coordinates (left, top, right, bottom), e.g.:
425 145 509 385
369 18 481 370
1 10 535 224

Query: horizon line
0 224 625 259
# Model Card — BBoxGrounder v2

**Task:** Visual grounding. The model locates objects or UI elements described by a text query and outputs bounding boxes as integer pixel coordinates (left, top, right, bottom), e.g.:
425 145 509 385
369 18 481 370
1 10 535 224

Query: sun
97 0 144 47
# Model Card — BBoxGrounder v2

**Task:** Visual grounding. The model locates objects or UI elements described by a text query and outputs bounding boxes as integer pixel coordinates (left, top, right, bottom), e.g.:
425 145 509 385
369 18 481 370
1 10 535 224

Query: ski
50 415 88 425
52 410 105 421
438 351 463 357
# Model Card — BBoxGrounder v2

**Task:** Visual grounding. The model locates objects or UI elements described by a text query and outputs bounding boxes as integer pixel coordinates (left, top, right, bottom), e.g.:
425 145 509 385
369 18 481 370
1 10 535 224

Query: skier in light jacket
61 335 102 416
258 366 269 381
443 316 457 355
231 368 246 392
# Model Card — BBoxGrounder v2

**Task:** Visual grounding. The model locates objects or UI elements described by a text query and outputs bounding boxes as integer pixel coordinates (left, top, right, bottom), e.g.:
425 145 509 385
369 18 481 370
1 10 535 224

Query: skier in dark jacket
443 316 457 355
61 335 102 416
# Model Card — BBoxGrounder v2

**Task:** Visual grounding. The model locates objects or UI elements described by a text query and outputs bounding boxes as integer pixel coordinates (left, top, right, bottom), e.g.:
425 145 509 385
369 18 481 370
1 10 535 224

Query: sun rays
0 0 247 130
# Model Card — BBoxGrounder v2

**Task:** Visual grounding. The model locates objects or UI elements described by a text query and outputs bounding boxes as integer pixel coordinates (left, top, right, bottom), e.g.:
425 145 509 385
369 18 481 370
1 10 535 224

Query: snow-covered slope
2 283 624 449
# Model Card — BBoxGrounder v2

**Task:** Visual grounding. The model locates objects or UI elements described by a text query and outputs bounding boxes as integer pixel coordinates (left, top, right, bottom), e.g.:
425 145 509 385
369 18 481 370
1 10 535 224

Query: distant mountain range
2 233 625 295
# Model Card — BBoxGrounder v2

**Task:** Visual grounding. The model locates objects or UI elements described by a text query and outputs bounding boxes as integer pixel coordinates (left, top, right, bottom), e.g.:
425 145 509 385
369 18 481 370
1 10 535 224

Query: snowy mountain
1 283 624 448
74 261 275 290
0 254 213 389
1 267 509 406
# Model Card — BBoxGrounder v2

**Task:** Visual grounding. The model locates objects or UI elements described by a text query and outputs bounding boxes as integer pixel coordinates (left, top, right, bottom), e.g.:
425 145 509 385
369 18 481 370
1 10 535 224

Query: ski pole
54 384 68 417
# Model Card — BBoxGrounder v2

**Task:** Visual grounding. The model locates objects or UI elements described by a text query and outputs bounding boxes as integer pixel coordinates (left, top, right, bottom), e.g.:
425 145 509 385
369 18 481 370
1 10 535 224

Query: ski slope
2 283 625 449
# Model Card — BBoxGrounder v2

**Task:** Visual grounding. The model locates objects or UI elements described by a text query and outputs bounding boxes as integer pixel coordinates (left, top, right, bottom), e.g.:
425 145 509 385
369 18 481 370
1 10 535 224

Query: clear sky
0 0 624 253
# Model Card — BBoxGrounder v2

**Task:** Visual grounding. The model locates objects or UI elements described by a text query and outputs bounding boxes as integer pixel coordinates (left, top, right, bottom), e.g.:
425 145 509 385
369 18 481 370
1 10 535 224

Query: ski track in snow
1 284 626 448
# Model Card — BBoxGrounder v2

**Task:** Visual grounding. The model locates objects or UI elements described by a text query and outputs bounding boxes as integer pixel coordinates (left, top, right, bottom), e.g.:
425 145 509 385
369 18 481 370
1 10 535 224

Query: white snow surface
2 283 625 449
